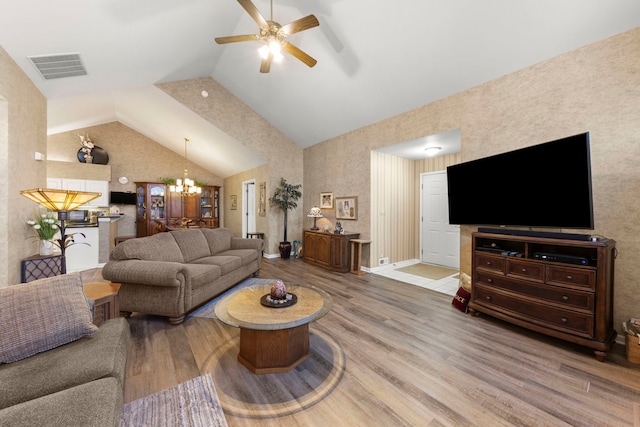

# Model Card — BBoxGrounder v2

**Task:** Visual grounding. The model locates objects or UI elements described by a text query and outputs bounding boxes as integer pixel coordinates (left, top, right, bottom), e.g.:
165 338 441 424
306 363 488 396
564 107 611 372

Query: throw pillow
452 286 471 313
0 272 98 363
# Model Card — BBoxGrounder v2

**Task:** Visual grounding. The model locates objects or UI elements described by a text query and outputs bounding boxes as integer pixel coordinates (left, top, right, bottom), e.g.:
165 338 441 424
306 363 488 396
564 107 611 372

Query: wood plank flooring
105 258 640 426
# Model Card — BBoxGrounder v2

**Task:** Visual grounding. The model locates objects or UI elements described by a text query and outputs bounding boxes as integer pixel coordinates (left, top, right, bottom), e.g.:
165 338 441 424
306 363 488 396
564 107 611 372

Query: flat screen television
446 132 594 229
110 191 136 205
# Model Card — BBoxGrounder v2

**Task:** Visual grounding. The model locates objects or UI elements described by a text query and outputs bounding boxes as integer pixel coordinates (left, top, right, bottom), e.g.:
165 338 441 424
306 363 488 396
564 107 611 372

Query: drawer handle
562 295 569 301
521 268 527 272
566 275 573 280
487 278 493 284
486 296 492 301
486 261 492 266
561 317 568 323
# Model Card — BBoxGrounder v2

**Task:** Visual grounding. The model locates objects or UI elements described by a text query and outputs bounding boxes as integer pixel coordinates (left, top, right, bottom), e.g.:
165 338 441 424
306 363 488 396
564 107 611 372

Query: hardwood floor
110 258 640 426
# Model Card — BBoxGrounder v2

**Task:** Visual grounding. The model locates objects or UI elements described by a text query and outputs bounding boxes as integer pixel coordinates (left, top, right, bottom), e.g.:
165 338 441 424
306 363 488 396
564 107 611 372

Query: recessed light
201 90 209 98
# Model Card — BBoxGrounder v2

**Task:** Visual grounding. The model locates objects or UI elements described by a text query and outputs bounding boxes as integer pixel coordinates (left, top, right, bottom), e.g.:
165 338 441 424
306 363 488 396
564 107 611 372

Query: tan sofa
102 228 263 324
0 273 130 427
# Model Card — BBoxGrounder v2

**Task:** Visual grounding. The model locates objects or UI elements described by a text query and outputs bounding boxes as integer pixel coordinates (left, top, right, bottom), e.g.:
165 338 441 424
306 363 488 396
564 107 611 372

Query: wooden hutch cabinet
303 230 359 272
469 230 616 362
135 183 220 237
135 182 167 237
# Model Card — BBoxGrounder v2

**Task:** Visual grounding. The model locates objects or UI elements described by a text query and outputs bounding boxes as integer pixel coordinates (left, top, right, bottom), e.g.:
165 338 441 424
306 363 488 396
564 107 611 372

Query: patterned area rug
120 373 228 427
191 278 346 419
395 263 459 280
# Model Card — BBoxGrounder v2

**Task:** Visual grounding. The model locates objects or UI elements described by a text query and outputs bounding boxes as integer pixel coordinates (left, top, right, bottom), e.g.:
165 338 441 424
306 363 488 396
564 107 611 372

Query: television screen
110 191 136 205
446 132 594 229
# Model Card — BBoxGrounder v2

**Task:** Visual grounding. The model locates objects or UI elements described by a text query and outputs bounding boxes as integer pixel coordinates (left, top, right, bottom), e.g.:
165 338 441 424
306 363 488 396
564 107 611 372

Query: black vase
279 241 292 259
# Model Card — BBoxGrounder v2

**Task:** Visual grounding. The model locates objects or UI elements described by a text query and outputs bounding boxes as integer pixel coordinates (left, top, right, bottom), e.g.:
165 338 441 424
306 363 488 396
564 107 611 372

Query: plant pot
279 241 292 259
39 240 53 256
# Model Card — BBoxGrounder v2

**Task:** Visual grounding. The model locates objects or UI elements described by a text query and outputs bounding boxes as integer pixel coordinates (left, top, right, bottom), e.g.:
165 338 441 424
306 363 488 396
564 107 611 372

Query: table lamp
307 206 323 230
21 188 102 273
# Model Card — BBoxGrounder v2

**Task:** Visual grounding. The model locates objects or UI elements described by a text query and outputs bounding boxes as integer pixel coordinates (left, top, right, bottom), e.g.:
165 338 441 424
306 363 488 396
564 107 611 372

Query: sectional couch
0 273 131 427
102 227 263 324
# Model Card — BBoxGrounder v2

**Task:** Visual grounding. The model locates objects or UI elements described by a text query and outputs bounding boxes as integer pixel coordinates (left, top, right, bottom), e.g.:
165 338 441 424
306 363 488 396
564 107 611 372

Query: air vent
28 53 87 80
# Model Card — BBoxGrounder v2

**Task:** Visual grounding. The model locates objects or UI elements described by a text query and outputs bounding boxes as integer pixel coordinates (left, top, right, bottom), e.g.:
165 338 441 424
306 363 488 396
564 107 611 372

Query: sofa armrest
231 237 263 252
102 260 184 287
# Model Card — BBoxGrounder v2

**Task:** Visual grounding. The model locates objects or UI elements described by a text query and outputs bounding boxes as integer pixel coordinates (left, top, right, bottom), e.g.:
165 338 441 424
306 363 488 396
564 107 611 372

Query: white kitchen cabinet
47 178 109 207
84 180 109 207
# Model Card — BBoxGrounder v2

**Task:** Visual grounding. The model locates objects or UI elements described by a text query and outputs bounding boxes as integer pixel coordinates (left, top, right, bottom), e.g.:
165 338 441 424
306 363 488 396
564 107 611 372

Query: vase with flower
26 211 59 256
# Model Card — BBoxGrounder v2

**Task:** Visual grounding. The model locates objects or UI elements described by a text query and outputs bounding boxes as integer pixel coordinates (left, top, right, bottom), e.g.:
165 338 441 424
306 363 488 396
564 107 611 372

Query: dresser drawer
475 253 505 274
474 285 594 338
476 273 594 312
546 265 596 290
506 259 544 283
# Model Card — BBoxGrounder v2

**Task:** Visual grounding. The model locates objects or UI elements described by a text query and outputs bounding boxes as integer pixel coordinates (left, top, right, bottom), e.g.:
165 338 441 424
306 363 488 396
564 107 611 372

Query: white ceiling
1 1 639 177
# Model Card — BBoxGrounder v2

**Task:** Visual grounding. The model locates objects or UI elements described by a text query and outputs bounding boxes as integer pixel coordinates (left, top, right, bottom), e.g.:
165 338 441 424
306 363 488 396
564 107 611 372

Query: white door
242 180 256 238
421 171 460 268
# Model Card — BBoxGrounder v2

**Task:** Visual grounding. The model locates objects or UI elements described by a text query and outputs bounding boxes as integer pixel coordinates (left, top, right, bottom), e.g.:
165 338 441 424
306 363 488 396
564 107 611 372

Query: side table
350 239 372 275
84 282 121 326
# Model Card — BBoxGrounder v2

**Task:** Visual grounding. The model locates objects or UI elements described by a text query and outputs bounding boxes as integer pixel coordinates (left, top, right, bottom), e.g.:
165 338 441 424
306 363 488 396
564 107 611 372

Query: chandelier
170 137 201 196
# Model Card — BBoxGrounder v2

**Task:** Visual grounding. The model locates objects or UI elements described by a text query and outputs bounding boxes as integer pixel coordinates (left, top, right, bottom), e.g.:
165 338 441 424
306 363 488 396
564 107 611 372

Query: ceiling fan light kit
215 0 319 73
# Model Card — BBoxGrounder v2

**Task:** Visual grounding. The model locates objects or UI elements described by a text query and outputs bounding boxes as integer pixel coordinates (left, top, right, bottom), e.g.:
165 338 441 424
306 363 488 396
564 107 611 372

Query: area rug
395 263 459 280
120 373 228 427
191 278 346 419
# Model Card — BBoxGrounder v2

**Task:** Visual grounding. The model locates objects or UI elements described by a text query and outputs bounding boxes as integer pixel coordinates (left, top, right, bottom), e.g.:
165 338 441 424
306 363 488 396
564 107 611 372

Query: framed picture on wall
335 196 357 220
230 195 237 210
258 182 266 217
320 192 333 209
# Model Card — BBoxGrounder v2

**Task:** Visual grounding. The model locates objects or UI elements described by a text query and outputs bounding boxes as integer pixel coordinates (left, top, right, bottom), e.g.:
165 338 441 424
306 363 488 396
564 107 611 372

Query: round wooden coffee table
214 281 332 374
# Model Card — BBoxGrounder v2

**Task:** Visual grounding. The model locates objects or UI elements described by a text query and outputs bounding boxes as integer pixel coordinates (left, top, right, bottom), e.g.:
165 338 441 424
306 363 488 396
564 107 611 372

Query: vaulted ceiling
1 1 639 177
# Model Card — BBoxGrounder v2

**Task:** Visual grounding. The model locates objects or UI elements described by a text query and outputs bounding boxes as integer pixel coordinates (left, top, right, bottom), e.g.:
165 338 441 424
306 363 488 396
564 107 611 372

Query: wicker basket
625 333 640 364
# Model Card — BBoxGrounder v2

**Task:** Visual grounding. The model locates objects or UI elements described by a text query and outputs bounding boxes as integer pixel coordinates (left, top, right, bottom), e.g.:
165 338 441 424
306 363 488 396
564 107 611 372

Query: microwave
68 210 88 221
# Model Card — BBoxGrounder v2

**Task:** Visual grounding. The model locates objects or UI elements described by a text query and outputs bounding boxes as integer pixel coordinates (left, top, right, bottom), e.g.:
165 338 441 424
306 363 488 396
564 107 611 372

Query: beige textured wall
0 45 47 286
47 122 223 237
308 28 640 333
156 78 303 253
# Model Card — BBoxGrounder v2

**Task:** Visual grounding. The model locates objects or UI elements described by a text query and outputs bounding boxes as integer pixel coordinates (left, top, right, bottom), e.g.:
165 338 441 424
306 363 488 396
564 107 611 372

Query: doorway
420 171 459 269
242 180 256 238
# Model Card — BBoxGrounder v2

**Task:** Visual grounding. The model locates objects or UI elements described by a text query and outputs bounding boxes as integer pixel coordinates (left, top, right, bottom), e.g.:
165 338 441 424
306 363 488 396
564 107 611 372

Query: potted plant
269 178 302 259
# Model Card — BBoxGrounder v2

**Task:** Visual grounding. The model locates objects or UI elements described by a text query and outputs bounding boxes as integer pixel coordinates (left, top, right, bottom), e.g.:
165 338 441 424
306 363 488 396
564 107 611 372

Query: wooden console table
303 230 359 272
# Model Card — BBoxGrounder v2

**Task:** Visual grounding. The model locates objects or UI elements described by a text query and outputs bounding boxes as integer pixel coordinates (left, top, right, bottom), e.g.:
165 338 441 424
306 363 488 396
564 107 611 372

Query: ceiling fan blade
237 0 268 28
281 15 319 36
282 42 317 68
215 34 259 44
260 53 273 73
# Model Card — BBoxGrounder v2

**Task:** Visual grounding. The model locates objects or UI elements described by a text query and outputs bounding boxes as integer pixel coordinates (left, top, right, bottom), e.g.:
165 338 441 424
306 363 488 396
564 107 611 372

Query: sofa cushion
200 228 233 255
110 233 184 263
181 264 221 290
171 229 211 262
0 273 98 364
191 256 242 276
217 249 259 266
0 377 122 427
0 317 130 409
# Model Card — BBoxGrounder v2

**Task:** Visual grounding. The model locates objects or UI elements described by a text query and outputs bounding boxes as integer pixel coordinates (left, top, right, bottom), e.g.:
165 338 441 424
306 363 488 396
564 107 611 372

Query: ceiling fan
215 0 319 73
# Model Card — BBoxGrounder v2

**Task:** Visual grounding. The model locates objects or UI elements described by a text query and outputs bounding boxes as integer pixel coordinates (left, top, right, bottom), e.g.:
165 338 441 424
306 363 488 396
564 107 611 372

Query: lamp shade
20 188 102 211
307 206 323 217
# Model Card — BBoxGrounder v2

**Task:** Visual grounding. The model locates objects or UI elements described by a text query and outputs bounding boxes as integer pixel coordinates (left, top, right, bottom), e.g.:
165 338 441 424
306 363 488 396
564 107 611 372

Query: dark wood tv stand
469 231 616 362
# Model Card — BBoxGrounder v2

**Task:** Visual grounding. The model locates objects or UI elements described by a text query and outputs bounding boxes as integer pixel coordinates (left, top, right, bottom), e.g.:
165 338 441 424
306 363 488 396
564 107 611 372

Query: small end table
84 282 121 326
350 239 372 275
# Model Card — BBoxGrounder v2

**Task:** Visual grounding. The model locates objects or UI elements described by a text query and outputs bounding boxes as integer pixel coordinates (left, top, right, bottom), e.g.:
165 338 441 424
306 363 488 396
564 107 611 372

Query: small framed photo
320 192 334 209
230 195 237 210
335 196 357 220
